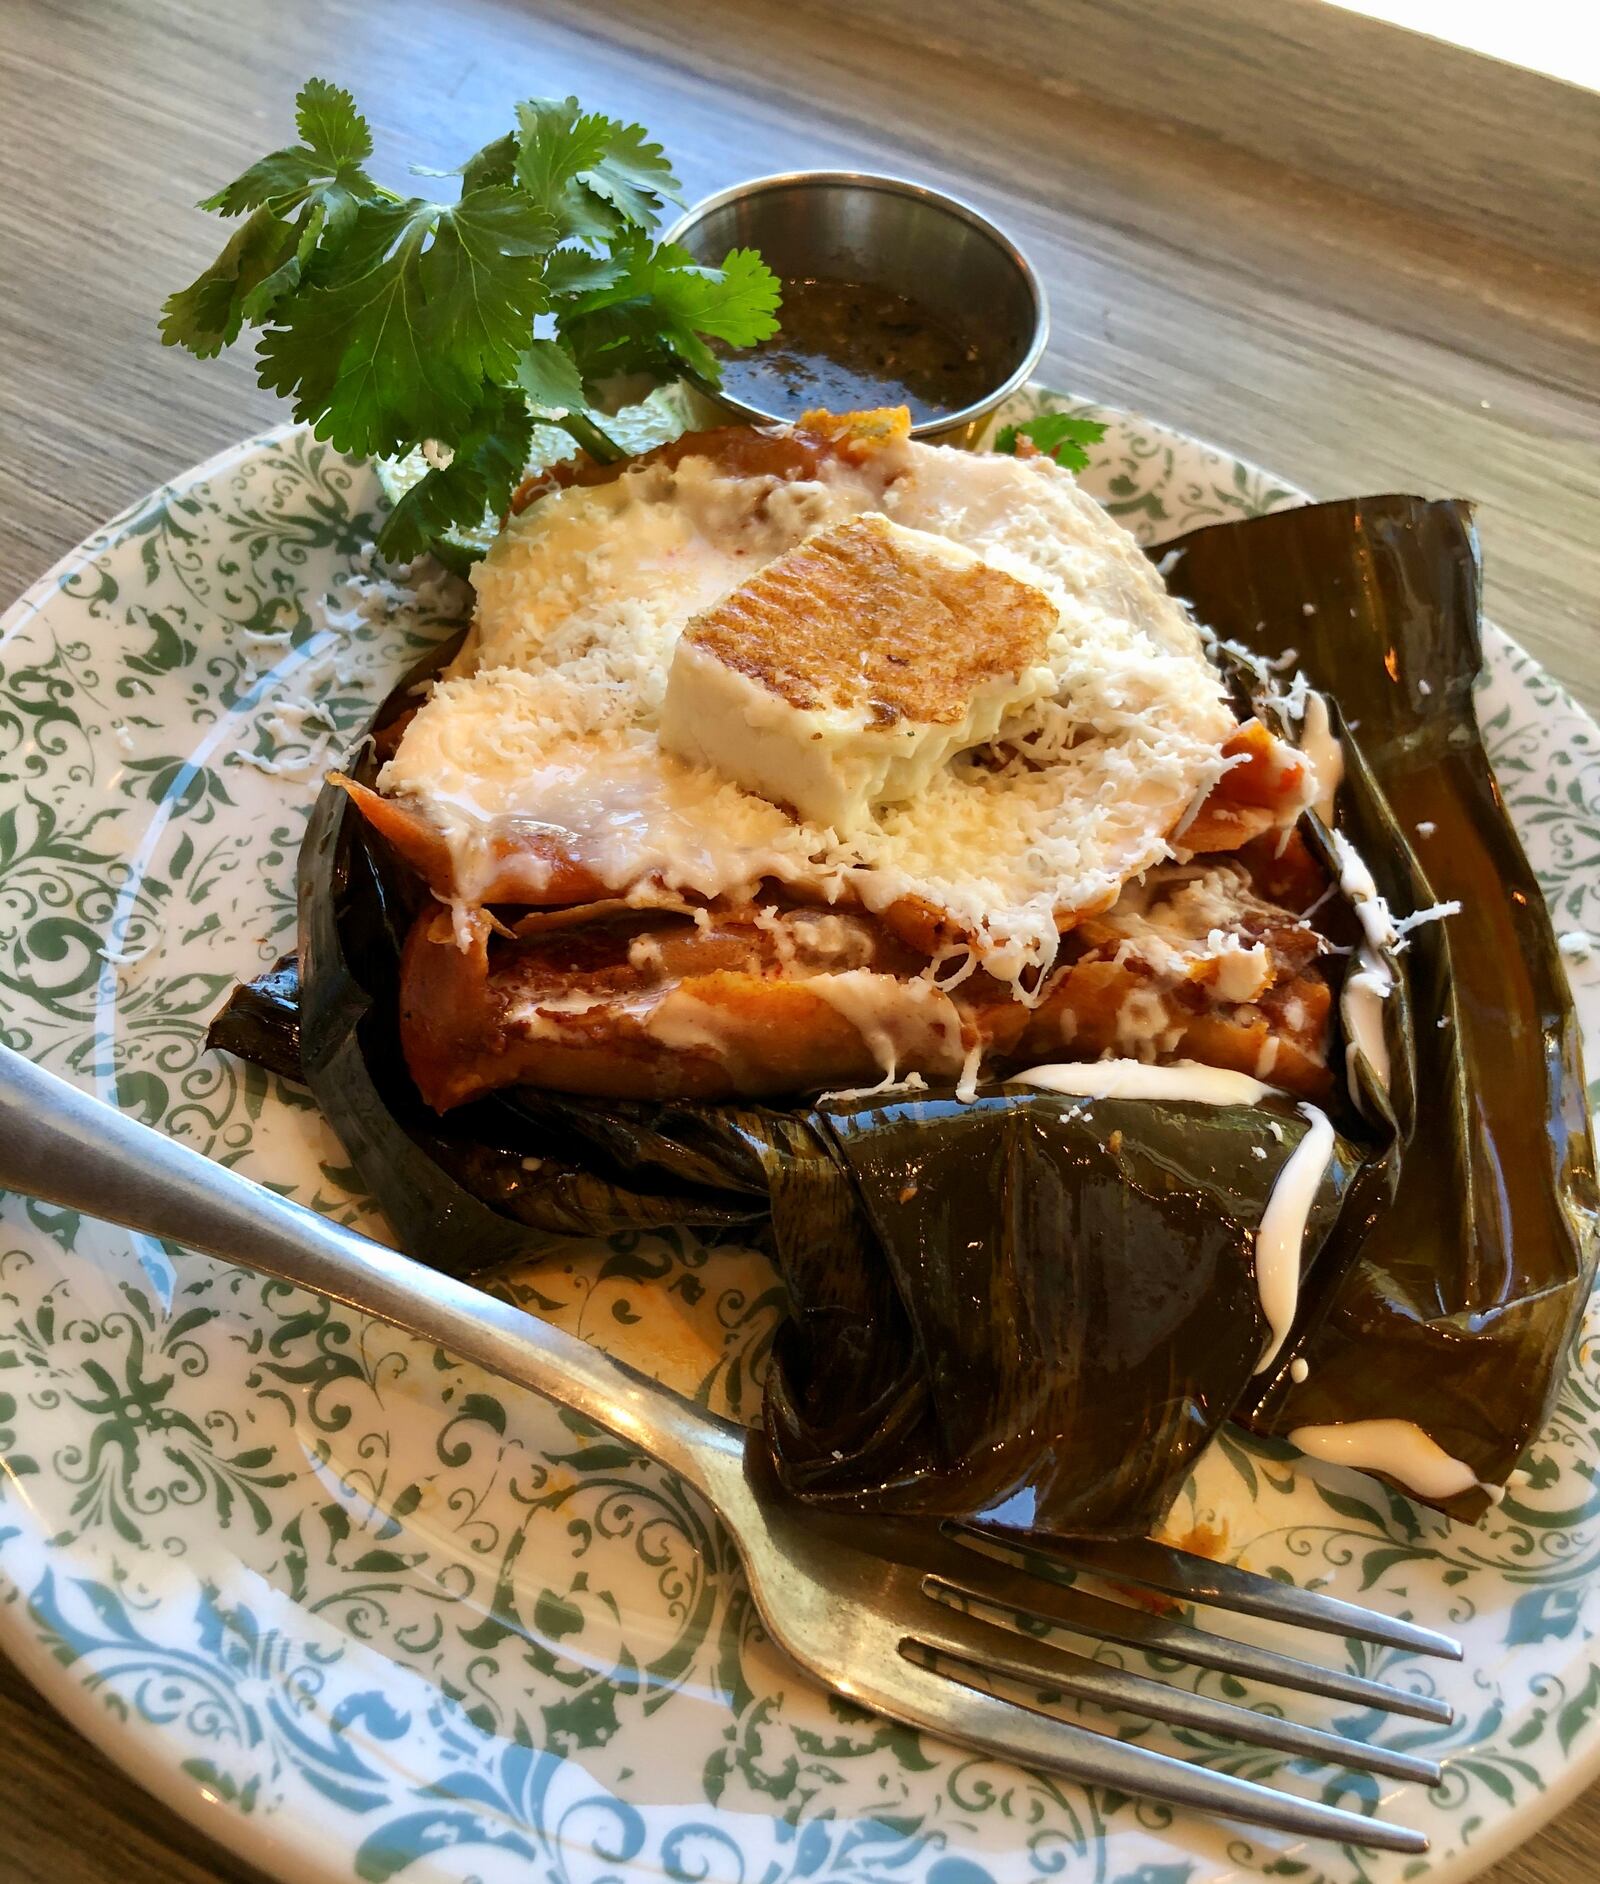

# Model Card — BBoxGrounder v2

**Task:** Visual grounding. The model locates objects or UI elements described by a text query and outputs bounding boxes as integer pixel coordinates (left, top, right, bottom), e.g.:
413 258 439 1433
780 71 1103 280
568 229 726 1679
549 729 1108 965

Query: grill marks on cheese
677 515 1051 723
660 514 1058 829
375 423 1272 986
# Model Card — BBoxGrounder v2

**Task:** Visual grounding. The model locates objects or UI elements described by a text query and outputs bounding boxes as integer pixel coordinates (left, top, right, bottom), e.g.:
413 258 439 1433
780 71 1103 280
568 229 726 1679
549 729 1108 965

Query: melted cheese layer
379 436 1236 984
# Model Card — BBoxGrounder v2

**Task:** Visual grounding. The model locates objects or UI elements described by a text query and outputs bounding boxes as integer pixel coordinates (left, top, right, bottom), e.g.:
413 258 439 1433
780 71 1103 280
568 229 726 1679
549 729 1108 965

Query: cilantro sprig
993 410 1108 474
161 79 782 562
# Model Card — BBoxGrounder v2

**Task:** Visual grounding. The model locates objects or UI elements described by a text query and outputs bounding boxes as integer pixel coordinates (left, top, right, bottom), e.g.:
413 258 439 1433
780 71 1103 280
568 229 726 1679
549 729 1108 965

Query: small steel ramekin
663 171 1049 449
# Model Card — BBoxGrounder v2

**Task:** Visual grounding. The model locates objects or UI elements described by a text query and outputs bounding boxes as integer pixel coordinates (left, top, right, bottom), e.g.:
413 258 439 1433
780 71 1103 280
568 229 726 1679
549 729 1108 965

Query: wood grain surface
1 1 1597 1880
790 0 1600 272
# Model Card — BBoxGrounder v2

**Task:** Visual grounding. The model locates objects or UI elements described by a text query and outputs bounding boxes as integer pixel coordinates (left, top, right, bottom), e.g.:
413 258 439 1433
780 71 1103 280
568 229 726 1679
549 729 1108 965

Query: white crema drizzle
1288 1419 1485 1501
1330 830 1398 1103
1298 691 1344 825
1015 1058 1272 1106
1252 1102 1336 1373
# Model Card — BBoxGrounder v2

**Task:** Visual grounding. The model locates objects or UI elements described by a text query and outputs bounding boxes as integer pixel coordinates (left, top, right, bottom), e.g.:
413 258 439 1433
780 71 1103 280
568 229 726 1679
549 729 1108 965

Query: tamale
208 495 1598 1534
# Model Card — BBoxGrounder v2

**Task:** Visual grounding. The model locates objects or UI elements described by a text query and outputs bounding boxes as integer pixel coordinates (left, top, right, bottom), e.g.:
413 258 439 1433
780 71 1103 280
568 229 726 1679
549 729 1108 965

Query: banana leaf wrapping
1156 498 1599 1511
210 494 1598 1536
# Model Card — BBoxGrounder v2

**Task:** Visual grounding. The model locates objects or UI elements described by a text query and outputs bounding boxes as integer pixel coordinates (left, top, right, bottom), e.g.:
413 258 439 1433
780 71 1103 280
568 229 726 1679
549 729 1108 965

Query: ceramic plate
2 391 1598 1884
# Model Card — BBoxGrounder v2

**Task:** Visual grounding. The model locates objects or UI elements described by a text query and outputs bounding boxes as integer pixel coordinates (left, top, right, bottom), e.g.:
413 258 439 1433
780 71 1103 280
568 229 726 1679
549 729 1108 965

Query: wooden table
1 1 1596 1879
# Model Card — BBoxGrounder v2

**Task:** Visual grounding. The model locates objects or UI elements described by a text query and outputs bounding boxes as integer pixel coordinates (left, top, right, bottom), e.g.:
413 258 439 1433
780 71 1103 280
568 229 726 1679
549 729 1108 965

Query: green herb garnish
161 79 781 562
993 410 1108 473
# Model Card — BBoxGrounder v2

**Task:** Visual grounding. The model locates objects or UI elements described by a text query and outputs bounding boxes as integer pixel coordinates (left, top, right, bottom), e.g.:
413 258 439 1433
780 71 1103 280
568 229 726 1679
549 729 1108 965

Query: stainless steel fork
0 1044 1459 1854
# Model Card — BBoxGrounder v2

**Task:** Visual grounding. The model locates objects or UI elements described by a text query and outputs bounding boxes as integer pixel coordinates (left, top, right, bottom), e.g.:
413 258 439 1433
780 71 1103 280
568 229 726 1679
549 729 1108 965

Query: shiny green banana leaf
1158 496 1599 1519
764 1087 1361 1533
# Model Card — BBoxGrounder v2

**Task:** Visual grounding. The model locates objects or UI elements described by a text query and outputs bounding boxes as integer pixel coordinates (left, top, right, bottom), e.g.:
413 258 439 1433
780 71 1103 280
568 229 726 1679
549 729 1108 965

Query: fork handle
0 1043 748 1501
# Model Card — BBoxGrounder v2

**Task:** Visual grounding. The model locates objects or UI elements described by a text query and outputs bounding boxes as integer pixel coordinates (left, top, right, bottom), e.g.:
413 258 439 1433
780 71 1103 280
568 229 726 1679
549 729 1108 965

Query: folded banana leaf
1157 497 1599 1517
208 493 1598 1536
764 1087 1362 1532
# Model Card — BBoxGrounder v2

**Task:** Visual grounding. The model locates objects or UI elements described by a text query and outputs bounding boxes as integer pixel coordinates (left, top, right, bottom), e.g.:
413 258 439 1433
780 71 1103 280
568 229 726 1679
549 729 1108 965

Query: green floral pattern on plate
1 394 1597 1884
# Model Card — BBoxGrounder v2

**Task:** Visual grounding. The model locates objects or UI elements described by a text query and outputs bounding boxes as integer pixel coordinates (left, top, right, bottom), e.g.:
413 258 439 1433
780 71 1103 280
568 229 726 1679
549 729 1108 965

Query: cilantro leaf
238 199 328 324
200 76 373 217
163 78 780 565
515 99 680 243
255 198 448 453
416 187 557 382
200 149 331 217
182 77 372 346
294 78 373 170
544 247 625 297
993 411 1108 473
458 133 517 193
257 188 552 456
160 207 300 356
515 99 614 227
561 240 780 381
378 391 534 563
652 245 783 347
511 338 586 411
579 119 679 230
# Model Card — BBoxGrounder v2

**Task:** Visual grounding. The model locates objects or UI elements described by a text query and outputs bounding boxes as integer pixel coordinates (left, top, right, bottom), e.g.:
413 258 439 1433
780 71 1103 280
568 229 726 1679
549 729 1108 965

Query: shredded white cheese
381 441 1237 991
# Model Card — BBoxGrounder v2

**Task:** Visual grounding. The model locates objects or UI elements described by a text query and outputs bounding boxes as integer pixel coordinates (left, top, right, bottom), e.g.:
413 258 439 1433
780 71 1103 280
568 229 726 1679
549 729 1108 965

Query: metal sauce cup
664 171 1049 448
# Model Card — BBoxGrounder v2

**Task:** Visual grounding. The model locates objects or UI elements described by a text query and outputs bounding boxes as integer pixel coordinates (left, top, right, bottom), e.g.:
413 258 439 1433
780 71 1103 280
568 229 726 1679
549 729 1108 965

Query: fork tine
926 1560 1454 1724
908 1601 1443 1784
866 1653 1429 1854
990 1532 1462 1660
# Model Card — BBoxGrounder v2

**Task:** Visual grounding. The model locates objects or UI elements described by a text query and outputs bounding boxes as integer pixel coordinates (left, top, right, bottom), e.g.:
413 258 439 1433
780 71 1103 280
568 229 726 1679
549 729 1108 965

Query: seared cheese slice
659 514 1058 830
